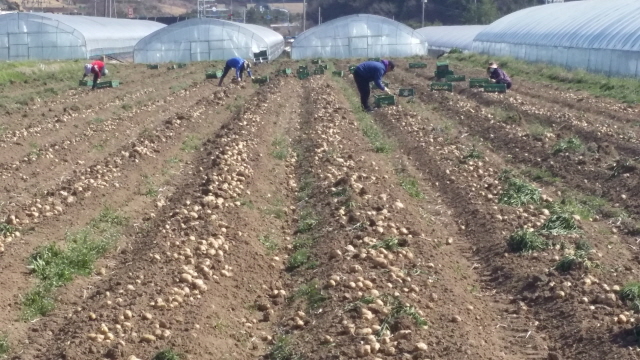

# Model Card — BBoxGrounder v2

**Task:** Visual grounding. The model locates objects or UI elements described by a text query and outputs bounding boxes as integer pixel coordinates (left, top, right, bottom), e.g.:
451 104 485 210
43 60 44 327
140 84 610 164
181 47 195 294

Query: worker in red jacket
82 56 108 90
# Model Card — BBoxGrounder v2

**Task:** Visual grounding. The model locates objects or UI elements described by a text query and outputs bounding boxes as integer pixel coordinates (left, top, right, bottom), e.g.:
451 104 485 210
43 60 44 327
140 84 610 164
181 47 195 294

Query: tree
463 0 499 24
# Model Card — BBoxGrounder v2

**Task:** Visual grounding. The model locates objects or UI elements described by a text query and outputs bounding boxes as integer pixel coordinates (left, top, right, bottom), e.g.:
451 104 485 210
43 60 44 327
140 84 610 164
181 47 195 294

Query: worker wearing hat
218 57 253 86
82 56 108 90
352 59 395 112
487 61 512 90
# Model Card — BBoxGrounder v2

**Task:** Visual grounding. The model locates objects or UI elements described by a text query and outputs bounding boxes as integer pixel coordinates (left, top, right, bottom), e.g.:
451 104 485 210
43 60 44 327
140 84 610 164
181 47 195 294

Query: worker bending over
218 57 253 86
352 59 395 112
487 61 512 90
82 56 108 90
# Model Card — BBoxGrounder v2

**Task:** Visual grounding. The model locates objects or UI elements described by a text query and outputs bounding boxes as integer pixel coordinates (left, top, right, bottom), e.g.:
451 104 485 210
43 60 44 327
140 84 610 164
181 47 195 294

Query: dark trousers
497 79 512 90
91 69 99 89
218 65 232 85
353 71 371 111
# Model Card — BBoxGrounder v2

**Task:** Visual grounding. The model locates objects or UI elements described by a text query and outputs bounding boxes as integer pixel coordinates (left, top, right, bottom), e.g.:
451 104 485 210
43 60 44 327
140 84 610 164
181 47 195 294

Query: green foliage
181 135 201 152
259 234 279 253
268 336 301 360
297 210 318 234
522 167 558 184
546 194 606 221
463 0 500 24
293 280 327 310
620 283 640 311
271 135 289 160
507 229 548 253
555 242 598 272
552 136 583 155
378 295 428 338
370 237 400 251
400 177 424 199
539 214 579 235
0 332 9 358
498 178 541 207
287 249 311 271
153 349 183 360
462 146 483 161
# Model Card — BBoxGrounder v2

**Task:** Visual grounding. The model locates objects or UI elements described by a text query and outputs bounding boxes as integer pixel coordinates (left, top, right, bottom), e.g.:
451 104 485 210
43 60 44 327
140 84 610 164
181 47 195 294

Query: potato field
0 57 639 360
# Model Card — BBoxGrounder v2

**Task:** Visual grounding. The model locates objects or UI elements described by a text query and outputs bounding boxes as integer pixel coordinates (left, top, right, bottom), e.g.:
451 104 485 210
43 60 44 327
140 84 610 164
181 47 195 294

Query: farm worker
352 59 395 112
218 57 253 86
82 56 108 90
487 61 512 90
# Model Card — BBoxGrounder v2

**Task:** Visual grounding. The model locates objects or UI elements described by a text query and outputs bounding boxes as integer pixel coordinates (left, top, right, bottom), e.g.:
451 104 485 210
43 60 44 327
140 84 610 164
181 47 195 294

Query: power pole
302 0 306 31
422 0 426 27
318 7 320 25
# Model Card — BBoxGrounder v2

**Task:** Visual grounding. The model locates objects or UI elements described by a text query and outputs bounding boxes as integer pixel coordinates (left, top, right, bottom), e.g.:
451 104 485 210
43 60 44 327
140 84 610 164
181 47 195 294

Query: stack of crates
313 67 325 75
297 65 310 80
434 61 454 79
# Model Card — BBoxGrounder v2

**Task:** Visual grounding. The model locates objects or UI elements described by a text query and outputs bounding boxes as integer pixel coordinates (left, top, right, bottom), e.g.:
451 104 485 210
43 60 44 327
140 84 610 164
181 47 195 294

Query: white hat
103 69 108 76
84 64 92 75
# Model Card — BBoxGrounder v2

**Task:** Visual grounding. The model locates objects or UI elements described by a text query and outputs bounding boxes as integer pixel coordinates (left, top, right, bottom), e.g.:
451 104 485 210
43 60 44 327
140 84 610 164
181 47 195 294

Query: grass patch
271 135 289 160
507 228 548 253
620 283 640 312
22 208 127 320
287 249 311 271
0 333 9 358
331 187 348 197
297 176 314 201
292 235 314 250
462 146 483 161
539 213 579 235
121 103 133 111
609 158 637 178
491 106 519 123
499 177 541 207
153 349 183 360
556 240 598 272
546 194 606 221
528 123 549 140
400 177 424 199
522 167 558 184
297 210 317 234
267 336 301 360
91 117 105 124
370 237 400 251
448 52 640 104
552 136 583 155
0 223 16 237
259 234 279 253
180 135 201 152
169 83 189 93
292 280 327 310
378 295 428 338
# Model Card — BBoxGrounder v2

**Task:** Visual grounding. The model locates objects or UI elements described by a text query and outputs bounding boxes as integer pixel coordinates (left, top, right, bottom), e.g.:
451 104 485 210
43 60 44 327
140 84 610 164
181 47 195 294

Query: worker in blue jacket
218 57 253 86
353 59 395 112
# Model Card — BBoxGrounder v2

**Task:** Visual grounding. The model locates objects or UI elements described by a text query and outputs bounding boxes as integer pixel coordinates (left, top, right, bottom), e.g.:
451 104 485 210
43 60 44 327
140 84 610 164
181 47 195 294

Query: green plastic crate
297 65 308 73
374 94 396 107
298 71 310 80
311 59 323 64
434 69 454 79
205 70 223 79
370 81 389 89
93 80 119 88
313 68 325 75
469 78 491 88
409 62 427 69
430 82 453 92
79 79 92 86
280 68 292 75
252 76 269 85
368 57 381 62
332 70 344 77
436 61 449 72
168 63 187 70
483 83 507 93
147 64 159 70
398 88 415 97
445 74 466 82
348 65 357 74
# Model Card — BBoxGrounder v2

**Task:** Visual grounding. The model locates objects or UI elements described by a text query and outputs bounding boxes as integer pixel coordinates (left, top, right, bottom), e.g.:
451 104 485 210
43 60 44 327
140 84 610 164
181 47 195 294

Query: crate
94 80 119 88
430 82 453 92
370 81 389 89
469 78 490 88
298 71 310 80
318 64 328 70
311 59 323 64
434 69 454 79
368 57 381 62
332 70 344 77
297 65 308 73
280 68 292 75
374 94 396 107
79 79 92 86
252 76 269 85
348 65 357 74
168 63 187 70
398 88 415 97
483 83 507 93
436 61 449 72
205 70 223 79
445 74 466 82
253 50 268 62
313 68 325 75
147 64 159 70
408 62 427 69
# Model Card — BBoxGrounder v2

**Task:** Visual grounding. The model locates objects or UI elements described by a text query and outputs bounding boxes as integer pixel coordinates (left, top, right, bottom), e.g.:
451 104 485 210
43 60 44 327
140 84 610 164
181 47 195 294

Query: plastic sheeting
472 0 640 77
416 25 486 52
291 14 427 60
0 12 165 60
133 19 284 64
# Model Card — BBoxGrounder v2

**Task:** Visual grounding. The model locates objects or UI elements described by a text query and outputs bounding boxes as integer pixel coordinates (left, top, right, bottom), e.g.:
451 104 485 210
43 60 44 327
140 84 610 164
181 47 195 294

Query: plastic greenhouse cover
291 14 427 59
474 0 640 52
133 18 284 63
416 25 486 51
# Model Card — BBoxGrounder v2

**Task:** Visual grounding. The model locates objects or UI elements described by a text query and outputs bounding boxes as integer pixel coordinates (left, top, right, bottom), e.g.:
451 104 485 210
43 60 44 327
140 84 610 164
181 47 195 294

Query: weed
239 198 255 209
546 194 606 221
528 123 549 140
331 187 348 197
287 249 310 271
181 135 201 152
377 295 428 337
271 136 289 160
91 117 105 124
0 223 15 236
539 214 578 235
268 336 301 360
400 177 424 199
462 146 483 161
121 103 133 111
600 205 629 220
297 176 314 201
522 167 558 184
153 349 183 360
499 178 540 207
556 245 598 272
297 210 317 234
22 208 126 320
292 236 314 250
507 229 548 253
609 158 637 178
292 280 327 310
259 234 279 253
552 136 583 155
370 237 400 251
0 332 9 358
92 143 105 152
167 157 181 164
620 283 640 311
169 83 189 93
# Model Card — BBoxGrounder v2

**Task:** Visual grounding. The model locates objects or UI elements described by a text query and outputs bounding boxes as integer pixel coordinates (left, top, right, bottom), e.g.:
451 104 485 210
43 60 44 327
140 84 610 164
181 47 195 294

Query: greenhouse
291 14 427 60
416 25 486 56
133 19 284 64
472 0 640 77
0 12 165 61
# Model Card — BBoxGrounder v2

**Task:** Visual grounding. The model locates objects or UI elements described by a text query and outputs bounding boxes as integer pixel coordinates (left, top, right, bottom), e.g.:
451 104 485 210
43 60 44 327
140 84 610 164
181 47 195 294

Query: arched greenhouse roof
472 0 640 77
133 18 284 64
291 14 427 60
0 12 165 60
416 25 486 52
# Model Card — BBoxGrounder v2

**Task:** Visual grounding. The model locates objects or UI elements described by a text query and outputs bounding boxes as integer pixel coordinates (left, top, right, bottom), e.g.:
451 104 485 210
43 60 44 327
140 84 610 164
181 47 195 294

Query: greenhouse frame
416 25 486 56
472 0 640 77
291 14 427 60
0 12 166 61
133 18 284 64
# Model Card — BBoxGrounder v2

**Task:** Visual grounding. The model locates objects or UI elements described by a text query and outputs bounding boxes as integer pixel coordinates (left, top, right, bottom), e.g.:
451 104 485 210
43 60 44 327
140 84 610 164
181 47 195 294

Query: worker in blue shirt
218 57 253 86
353 60 395 112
